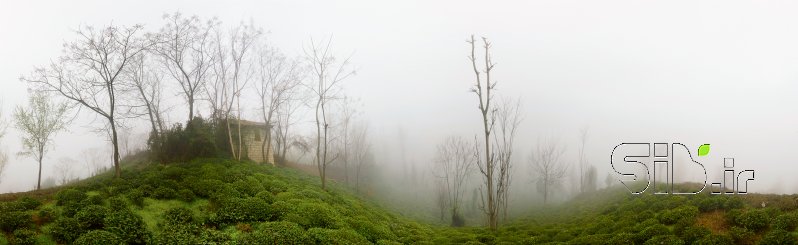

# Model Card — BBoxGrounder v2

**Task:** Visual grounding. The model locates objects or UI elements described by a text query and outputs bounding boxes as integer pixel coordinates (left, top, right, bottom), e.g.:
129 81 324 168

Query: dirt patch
696 210 728 234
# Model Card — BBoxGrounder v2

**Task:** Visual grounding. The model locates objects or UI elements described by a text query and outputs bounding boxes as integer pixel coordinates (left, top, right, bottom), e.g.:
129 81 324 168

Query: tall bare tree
577 127 589 193
304 37 355 190
432 136 476 227
154 12 215 121
126 53 166 136
274 92 306 161
350 120 370 191
529 138 569 205
254 44 303 165
493 98 522 222
13 92 70 190
337 96 358 183
467 35 500 229
54 157 77 185
0 101 8 185
23 24 148 178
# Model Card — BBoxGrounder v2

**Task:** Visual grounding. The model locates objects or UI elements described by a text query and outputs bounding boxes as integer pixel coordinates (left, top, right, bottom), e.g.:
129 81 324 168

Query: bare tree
81 147 109 177
493 98 522 222
126 53 166 136
529 138 569 205
154 12 215 121
350 120 370 191
23 24 148 178
432 136 476 227
0 101 8 185
274 92 306 161
304 37 355 190
467 35 501 229
54 157 77 185
254 43 303 165
578 127 589 193
337 96 358 183
13 92 70 190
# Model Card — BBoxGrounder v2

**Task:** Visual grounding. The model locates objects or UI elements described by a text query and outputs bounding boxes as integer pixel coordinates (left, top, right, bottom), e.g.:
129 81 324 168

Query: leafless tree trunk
432 136 476 227
578 127 589 193
154 12 215 122
350 120 370 191
274 94 305 161
337 97 357 183
55 157 76 185
529 138 569 205
468 35 499 229
304 37 355 190
254 43 303 165
493 98 522 223
127 53 166 136
13 92 70 190
23 24 148 178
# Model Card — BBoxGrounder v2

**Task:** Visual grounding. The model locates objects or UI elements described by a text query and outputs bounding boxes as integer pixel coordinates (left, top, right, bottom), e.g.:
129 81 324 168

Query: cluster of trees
17 12 369 191
431 36 603 229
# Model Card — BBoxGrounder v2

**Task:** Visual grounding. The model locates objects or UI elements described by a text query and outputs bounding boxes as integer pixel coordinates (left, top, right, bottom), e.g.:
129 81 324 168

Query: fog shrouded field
1 1 798 243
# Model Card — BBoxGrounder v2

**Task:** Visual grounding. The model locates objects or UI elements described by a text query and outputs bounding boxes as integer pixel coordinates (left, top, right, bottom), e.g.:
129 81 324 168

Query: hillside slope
0 159 796 244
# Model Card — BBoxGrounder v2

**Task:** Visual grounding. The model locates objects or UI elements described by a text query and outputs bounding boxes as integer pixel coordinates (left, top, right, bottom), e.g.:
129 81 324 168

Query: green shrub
284 202 340 229
107 196 129 212
149 117 220 163
152 186 177 200
308 228 371 245
189 179 225 198
677 225 709 244
16 196 42 210
85 194 104 205
635 224 670 244
0 211 31 232
163 207 195 226
152 230 202 245
759 229 797 245
214 197 270 224
658 206 699 225
264 179 289 193
104 210 151 245
12 228 37 245
37 206 58 224
694 234 733 245
49 217 84 243
735 209 770 231
773 212 798 231
233 177 265 197
347 216 398 242
73 230 123 245
255 191 275 204
236 221 311 244
728 226 755 245
56 188 87 206
178 189 196 202
75 205 110 229
127 189 145 207
644 235 684 245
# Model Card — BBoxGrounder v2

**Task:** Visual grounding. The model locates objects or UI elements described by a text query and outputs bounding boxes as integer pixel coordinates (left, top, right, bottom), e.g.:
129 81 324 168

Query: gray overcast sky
1 0 797 193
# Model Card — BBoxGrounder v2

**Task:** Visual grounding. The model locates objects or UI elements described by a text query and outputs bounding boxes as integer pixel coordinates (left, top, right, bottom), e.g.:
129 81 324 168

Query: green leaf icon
698 144 710 156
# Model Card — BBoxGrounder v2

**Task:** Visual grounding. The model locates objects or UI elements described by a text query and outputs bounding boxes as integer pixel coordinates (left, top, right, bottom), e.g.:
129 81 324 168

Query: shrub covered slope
0 159 796 244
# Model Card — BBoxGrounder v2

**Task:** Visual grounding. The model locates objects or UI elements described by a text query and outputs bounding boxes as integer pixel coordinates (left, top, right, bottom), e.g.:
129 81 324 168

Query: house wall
242 127 275 164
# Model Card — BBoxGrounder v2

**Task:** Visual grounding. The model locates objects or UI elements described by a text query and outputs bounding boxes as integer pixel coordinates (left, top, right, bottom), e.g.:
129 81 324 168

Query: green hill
0 159 797 244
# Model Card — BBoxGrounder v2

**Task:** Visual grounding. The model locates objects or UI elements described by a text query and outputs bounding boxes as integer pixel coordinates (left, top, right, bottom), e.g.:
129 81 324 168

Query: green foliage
237 221 311 244
233 177 266 197
0 211 31 232
694 234 734 245
107 196 129 212
635 224 670 244
152 186 178 200
734 209 770 231
308 228 371 245
12 228 37 245
772 212 798 231
644 235 684 245
75 205 110 229
15 197 41 210
149 117 220 163
658 205 699 225
85 194 104 205
37 206 58 224
728 226 755 244
759 229 797 245
163 207 195 226
49 217 84 243
284 202 341 229
73 230 123 245
677 225 709 244
213 197 271 224
127 189 145 207
104 209 151 245
56 188 87 206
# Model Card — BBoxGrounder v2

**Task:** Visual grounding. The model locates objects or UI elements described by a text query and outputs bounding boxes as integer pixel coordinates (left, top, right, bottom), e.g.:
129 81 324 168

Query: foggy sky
1 0 798 194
